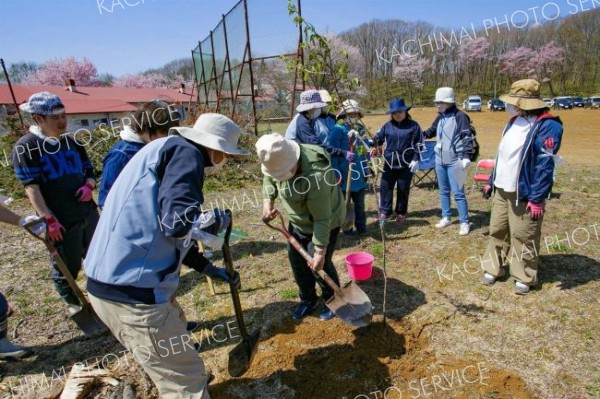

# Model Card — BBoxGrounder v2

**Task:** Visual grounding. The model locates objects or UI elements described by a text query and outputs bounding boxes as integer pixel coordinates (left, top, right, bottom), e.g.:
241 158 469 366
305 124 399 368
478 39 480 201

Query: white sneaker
459 223 471 236
435 217 451 229
481 272 497 286
514 281 531 295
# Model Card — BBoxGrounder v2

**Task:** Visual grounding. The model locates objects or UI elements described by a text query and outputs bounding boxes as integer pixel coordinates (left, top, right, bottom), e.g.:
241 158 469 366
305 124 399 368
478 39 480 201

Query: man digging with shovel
258 133 345 322
84 113 247 399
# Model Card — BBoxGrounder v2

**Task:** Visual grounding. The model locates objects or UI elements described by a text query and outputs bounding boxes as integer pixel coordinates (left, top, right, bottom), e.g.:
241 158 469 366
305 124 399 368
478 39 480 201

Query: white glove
19 215 46 236
347 129 359 138
460 158 471 169
191 229 224 250
409 160 419 174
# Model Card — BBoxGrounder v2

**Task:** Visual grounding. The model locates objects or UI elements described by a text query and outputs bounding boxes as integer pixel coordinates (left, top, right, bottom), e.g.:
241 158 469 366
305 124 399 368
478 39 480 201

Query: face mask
437 104 449 113
347 117 357 126
506 103 519 116
207 152 227 175
309 109 321 120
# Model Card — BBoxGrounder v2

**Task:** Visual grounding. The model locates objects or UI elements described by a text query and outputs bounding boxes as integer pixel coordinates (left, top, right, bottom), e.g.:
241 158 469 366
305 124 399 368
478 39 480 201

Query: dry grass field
0 108 599 399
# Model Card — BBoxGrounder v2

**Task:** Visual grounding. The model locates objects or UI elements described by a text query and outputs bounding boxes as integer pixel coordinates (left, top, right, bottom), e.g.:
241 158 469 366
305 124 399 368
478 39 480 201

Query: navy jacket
374 119 423 169
98 139 145 208
488 114 563 204
424 105 473 165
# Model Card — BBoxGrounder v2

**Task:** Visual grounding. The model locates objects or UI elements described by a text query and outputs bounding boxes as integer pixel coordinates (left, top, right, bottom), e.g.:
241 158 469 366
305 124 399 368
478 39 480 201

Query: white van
464 95 482 112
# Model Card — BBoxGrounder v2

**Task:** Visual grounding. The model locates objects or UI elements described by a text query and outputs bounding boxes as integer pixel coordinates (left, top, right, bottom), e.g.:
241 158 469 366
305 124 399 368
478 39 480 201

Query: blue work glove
345 151 355 162
202 263 241 290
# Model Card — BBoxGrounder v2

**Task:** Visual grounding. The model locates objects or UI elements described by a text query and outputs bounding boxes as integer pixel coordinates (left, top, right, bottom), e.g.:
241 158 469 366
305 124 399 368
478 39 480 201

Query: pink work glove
369 147 381 158
75 182 94 202
543 137 554 150
526 201 544 221
482 184 493 199
46 216 65 241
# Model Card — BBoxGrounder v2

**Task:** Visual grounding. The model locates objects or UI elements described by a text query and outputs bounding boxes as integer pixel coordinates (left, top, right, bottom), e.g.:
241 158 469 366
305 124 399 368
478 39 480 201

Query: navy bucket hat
386 98 411 114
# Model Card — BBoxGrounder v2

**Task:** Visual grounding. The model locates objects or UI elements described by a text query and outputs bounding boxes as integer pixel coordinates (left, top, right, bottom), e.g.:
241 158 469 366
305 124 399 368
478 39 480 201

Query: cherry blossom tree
112 73 169 88
394 55 431 103
22 57 100 86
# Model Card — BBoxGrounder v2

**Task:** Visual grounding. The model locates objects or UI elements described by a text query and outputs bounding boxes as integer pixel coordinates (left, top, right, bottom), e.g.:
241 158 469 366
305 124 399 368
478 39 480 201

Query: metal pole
222 14 235 116
210 31 220 111
198 41 210 110
0 58 26 133
243 0 258 135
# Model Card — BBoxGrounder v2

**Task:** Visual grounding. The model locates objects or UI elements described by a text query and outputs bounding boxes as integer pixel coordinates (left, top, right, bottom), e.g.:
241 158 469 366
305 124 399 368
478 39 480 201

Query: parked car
490 99 506 112
572 96 585 108
464 95 482 112
554 97 573 110
586 96 600 109
543 98 553 108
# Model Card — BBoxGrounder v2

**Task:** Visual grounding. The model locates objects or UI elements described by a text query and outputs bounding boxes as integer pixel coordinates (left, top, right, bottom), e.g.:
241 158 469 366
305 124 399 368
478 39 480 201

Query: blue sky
0 0 594 76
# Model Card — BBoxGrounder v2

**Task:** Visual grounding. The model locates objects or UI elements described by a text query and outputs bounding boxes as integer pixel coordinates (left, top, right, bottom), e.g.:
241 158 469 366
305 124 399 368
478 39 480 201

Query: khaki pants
89 294 211 399
482 188 543 286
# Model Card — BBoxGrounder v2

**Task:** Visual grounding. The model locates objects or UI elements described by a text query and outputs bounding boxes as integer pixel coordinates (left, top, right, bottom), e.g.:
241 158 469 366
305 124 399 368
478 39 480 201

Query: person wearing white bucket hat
424 87 474 236
84 113 248 399
258 133 345 322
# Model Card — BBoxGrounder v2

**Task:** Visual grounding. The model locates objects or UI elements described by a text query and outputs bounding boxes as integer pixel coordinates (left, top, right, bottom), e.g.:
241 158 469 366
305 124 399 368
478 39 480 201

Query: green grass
280 288 299 300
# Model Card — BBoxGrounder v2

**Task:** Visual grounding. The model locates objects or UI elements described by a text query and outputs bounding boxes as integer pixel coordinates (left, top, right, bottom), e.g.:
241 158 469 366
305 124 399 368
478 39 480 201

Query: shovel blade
70 305 107 336
228 329 261 377
325 281 373 327
342 203 355 231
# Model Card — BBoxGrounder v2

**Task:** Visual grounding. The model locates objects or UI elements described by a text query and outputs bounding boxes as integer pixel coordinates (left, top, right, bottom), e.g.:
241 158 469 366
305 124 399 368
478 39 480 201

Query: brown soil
211 315 535 399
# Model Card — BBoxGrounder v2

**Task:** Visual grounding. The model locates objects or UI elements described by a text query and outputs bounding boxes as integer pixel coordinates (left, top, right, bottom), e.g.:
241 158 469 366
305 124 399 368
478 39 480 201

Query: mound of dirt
210 316 537 399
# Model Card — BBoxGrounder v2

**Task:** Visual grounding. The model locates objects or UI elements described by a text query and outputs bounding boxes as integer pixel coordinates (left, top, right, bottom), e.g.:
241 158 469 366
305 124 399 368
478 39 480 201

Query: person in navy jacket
97 101 180 208
372 98 423 223
481 79 563 295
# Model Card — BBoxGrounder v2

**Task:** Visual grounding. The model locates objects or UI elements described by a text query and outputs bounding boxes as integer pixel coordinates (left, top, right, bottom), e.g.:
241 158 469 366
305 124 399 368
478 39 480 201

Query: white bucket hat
170 113 250 156
318 89 332 103
256 133 301 182
336 99 364 118
296 90 327 113
434 87 455 103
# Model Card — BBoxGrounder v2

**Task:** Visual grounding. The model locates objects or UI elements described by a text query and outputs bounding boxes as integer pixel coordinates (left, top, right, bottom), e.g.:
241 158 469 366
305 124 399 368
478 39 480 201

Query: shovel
23 220 107 337
222 210 260 377
342 141 355 232
262 211 372 328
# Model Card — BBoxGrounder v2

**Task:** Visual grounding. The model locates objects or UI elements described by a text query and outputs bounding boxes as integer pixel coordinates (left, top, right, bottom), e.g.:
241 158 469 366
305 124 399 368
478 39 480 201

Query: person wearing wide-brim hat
84 113 248 399
285 90 354 162
372 98 423 223
481 79 563 295
258 133 345 321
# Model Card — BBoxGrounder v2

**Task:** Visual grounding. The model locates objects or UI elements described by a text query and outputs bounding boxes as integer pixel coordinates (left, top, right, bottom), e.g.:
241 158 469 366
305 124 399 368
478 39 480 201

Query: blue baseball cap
19 92 65 116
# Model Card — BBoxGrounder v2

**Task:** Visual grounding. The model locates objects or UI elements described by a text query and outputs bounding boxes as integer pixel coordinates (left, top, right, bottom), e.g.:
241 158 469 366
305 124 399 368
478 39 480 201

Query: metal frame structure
191 0 304 135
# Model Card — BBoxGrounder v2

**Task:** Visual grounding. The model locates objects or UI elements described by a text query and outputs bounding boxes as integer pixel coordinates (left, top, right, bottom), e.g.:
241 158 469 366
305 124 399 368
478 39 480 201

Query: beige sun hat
434 87 455 103
256 133 301 182
318 89 332 103
499 79 547 111
336 99 364 118
169 113 250 156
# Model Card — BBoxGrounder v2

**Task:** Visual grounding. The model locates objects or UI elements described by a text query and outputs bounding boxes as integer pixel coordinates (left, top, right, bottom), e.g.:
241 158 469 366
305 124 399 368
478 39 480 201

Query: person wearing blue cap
371 98 423 223
11 92 99 315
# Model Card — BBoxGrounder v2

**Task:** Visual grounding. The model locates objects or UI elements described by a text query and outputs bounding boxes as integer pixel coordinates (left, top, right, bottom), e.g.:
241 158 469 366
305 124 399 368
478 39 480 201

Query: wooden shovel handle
262 211 344 296
23 219 90 306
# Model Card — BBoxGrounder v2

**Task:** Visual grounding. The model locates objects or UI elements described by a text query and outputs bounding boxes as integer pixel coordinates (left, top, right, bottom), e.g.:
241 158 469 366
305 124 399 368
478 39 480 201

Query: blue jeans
435 162 469 224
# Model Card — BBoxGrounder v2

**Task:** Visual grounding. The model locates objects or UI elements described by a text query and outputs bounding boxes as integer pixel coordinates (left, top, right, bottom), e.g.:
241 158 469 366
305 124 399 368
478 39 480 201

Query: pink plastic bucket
344 252 375 281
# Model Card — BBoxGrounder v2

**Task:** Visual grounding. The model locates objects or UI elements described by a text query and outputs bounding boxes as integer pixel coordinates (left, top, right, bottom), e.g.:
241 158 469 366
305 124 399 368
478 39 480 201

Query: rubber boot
0 316 33 360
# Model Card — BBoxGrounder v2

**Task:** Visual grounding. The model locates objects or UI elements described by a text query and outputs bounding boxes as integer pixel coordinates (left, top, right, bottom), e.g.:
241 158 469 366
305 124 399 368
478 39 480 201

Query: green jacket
263 144 345 247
